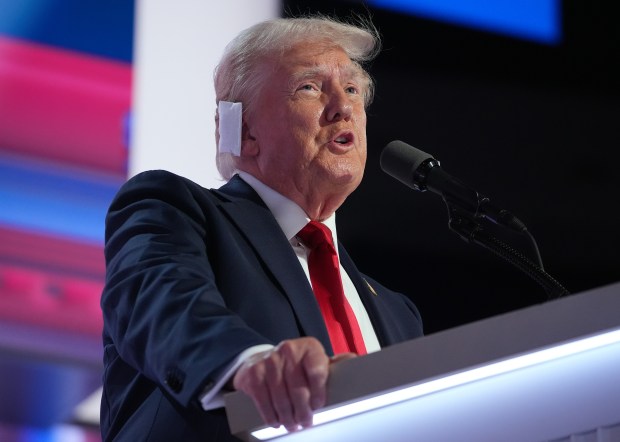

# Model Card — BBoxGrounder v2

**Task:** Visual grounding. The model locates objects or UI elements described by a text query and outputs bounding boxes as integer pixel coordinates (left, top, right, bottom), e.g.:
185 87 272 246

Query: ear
240 121 259 157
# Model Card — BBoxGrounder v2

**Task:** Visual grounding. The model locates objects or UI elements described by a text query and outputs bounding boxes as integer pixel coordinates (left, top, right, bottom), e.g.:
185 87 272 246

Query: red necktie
297 221 367 355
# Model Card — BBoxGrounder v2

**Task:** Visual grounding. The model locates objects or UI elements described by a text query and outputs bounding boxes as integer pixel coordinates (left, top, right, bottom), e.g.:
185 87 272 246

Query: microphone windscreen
380 140 434 188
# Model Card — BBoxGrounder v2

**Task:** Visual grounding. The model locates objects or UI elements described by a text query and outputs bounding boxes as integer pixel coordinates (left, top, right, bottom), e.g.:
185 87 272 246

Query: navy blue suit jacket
100 170 423 441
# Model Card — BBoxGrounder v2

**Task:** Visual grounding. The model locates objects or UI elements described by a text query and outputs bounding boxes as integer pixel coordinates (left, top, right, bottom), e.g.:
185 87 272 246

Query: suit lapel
212 177 334 354
338 244 395 348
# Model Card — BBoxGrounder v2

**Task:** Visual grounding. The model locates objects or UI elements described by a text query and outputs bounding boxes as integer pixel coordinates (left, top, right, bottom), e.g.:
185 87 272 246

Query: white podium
225 283 620 442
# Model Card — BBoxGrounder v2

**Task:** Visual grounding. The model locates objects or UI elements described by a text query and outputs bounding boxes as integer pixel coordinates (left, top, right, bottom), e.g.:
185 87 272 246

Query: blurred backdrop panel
0 0 280 439
0 0 134 438
368 0 561 44
0 0 132 331
130 0 280 189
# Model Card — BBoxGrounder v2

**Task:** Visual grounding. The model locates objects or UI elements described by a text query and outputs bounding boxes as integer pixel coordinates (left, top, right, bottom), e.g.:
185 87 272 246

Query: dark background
284 0 620 334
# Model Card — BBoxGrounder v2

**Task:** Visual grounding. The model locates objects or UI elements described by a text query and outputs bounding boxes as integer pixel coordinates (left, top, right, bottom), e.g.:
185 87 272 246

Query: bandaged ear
217 101 242 156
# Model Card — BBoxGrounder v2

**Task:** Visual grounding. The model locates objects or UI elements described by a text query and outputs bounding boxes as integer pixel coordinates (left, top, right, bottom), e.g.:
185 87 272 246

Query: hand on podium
232 337 356 432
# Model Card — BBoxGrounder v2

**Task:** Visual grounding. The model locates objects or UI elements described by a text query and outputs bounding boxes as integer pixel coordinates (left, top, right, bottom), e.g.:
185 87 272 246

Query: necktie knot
297 221 335 252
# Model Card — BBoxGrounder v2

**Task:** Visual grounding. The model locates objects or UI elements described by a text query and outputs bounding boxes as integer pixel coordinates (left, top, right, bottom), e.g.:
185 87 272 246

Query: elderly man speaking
101 16 423 442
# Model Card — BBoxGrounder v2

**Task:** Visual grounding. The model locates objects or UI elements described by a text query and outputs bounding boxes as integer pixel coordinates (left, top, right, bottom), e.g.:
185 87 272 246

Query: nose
325 89 353 122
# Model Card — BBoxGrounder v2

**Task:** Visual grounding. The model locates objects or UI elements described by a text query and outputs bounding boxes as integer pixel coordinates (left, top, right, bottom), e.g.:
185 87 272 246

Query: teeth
335 136 347 143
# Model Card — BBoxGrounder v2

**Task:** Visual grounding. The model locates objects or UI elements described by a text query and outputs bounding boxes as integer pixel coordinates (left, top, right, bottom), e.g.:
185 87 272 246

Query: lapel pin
364 279 378 296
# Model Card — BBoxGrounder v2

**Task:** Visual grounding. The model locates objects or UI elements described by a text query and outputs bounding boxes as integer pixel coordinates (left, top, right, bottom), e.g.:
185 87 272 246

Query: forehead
273 41 366 81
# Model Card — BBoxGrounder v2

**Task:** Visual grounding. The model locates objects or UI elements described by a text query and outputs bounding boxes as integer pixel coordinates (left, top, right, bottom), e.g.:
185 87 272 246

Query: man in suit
100 17 423 441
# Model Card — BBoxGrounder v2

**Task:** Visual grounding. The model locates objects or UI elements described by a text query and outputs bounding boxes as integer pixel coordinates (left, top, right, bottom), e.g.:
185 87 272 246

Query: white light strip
251 328 620 440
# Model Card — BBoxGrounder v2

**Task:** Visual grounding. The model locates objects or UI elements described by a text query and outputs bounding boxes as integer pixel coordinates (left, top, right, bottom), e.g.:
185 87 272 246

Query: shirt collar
236 171 338 244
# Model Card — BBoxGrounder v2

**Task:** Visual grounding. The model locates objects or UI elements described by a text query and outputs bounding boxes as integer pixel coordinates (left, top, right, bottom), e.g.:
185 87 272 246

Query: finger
299 344 330 411
253 384 280 428
288 382 312 429
264 350 297 430
281 347 313 428
233 354 280 428
330 352 357 364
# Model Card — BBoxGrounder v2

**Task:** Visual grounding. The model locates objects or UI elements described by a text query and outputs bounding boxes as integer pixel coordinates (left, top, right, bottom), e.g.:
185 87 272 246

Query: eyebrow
288 64 368 87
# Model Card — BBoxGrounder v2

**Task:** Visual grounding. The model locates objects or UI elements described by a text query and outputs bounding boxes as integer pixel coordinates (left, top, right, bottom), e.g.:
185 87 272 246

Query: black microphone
380 140 526 233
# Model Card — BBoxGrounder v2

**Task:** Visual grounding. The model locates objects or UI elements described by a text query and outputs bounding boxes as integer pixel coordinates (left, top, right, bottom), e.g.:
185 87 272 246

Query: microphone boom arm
446 204 569 299
419 158 527 233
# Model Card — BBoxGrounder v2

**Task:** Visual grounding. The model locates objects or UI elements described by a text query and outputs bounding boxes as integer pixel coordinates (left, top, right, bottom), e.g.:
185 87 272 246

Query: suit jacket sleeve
101 170 273 408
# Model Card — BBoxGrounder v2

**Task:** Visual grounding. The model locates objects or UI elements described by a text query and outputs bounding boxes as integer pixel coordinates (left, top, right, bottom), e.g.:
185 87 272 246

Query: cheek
287 104 323 135
288 116 321 151
355 108 367 128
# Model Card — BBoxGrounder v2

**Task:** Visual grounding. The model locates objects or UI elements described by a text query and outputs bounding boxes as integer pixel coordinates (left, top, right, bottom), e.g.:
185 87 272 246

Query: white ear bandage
218 101 242 156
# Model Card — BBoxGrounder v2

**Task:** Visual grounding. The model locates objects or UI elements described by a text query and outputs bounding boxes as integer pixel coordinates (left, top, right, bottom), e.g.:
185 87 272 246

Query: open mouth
333 132 353 145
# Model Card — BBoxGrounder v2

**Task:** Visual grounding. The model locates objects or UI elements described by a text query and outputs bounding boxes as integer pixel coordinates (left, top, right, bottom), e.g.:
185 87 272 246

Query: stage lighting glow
369 0 561 44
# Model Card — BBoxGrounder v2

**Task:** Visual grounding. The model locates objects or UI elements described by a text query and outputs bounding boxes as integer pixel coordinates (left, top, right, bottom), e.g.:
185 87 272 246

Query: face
241 41 369 214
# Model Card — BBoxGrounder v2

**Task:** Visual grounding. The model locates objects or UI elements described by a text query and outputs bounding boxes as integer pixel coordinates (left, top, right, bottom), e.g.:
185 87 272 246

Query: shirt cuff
199 344 274 410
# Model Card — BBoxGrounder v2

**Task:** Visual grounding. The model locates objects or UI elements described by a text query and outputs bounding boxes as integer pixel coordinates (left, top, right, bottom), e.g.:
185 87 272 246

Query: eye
298 83 318 92
345 85 359 95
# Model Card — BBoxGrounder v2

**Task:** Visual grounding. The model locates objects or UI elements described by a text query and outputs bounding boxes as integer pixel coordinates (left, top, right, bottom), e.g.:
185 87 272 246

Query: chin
326 168 364 190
